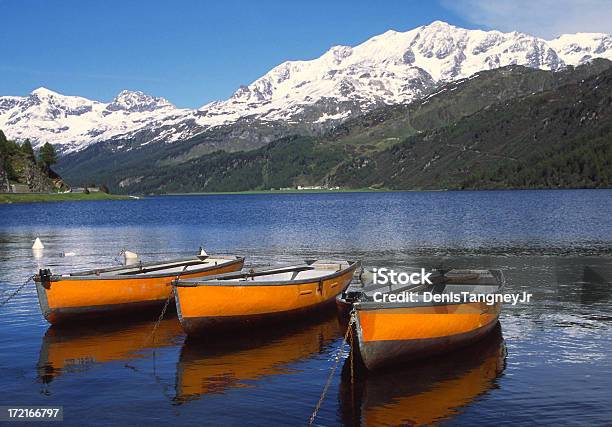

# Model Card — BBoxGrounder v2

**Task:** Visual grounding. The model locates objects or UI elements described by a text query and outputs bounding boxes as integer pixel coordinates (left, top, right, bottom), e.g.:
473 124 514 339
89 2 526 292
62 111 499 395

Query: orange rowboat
338 269 504 370
34 255 244 325
173 260 359 335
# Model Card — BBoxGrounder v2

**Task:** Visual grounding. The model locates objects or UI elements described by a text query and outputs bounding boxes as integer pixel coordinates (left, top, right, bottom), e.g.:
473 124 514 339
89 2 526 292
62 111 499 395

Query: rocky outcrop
0 151 68 193
20 162 57 192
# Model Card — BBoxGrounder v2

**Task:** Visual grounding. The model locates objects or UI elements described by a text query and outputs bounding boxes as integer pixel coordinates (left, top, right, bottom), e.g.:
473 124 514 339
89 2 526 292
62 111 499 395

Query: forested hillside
0 131 67 193
58 60 612 193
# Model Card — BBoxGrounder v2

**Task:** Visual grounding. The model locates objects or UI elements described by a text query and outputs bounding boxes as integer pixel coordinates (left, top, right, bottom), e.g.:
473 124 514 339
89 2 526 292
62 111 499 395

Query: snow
314 111 350 123
1 21 612 153
0 87 196 153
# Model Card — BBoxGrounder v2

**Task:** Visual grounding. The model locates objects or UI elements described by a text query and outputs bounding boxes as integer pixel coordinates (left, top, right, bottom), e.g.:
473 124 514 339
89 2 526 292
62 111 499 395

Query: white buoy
198 246 208 258
60 251 77 257
123 250 138 265
32 237 44 250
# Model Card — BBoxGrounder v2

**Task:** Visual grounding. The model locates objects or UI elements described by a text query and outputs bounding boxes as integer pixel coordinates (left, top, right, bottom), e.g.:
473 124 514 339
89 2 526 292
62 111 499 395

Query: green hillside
331 65 612 190
57 60 612 193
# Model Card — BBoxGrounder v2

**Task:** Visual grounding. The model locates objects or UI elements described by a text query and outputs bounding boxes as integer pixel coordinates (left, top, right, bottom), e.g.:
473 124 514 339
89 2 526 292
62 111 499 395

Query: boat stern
34 269 54 323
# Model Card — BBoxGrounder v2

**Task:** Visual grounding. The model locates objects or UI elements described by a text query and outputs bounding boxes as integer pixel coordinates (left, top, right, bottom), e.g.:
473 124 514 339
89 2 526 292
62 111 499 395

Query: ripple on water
0 191 611 425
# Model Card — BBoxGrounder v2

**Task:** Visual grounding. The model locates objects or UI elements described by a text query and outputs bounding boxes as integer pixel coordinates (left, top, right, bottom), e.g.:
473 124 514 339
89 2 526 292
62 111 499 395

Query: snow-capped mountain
0 87 199 152
2 20 612 153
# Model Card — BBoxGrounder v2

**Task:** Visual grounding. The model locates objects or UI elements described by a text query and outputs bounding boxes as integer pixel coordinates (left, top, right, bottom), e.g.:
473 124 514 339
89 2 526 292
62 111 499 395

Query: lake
1 189 611 426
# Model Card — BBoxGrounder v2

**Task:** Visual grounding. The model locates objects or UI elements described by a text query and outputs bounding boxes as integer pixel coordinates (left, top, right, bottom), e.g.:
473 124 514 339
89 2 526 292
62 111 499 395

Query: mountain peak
106 90 174 113
3 21 612 154
425 20 453 28
31 87 61 97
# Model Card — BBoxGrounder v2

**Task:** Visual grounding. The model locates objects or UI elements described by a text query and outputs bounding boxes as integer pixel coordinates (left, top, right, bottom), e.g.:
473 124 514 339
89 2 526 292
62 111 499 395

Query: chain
350 325 355 383
144 291 173 346
0 275 34 308
308 310 357 426
143 265 188 346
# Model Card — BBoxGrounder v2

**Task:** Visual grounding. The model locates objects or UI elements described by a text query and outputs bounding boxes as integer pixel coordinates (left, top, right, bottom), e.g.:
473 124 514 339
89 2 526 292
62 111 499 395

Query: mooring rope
0 275 34 308
113 248 126 266
308 311 357 426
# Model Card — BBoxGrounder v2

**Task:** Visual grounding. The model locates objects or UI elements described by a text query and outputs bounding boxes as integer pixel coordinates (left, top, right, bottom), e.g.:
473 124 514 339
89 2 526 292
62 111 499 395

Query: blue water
0 190 611 426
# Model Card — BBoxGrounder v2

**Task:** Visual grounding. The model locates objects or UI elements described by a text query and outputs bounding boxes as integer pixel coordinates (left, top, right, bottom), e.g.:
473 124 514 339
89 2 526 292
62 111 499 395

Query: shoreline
3 187 609 203
156 186 610 197
162 187 394 196
0 192 132 204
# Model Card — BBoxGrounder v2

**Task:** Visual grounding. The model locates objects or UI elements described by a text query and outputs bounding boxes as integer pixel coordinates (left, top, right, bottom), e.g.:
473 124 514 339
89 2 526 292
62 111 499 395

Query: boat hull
179 298 340 335
35 258 244 325
175 264 357 335
355 302 501 371
335 295 354 327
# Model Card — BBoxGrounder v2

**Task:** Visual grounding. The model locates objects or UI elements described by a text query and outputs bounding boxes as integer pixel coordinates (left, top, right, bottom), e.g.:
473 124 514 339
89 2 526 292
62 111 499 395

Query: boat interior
343 269 503 303
178 260 353 285
62 256 239 278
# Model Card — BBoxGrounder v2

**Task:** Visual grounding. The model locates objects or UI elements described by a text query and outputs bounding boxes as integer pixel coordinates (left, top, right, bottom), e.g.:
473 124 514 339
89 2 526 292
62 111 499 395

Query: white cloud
443 0 612 39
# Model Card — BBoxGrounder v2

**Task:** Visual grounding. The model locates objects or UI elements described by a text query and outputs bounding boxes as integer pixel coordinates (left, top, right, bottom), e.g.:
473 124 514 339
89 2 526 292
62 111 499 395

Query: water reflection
0 191 609 425
37 318 183 383
573 265 612 306
552 259 612 306
175 313 341 403
340 324 506 426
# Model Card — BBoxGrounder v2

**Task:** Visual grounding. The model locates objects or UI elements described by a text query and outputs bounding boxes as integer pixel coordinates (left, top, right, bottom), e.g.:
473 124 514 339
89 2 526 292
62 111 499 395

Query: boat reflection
175 313 341 402
340 323 506 426
37 318 184 383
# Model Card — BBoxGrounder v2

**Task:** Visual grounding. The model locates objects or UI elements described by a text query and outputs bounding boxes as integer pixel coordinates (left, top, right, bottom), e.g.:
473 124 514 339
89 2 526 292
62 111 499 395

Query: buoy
123 250 138 266
32 237 44 250
198 246 208 258
60 251 76 257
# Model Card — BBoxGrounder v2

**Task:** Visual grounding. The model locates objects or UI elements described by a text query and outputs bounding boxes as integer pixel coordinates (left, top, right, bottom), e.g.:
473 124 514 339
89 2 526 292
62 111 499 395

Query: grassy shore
0 192 132 204
166 187 393 196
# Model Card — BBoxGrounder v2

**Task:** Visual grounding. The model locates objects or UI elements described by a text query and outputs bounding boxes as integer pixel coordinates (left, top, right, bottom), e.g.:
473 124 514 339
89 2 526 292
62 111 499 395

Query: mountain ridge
2 21 612 155
55 59 612 193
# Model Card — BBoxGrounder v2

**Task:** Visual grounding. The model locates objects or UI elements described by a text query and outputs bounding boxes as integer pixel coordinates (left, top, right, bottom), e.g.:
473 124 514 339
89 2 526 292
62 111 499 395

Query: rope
113 248 126 266
123 361 177 406
308 311 357 426
0 275 34 308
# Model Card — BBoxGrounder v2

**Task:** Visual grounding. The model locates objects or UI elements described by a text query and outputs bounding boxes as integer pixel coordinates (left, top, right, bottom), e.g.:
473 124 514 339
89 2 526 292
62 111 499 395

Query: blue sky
1 0 610 108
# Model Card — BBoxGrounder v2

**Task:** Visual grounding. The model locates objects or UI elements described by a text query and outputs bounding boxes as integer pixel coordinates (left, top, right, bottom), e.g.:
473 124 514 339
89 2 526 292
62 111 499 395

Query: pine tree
39 142 57 168
0 129 17 180
21 139 36 162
